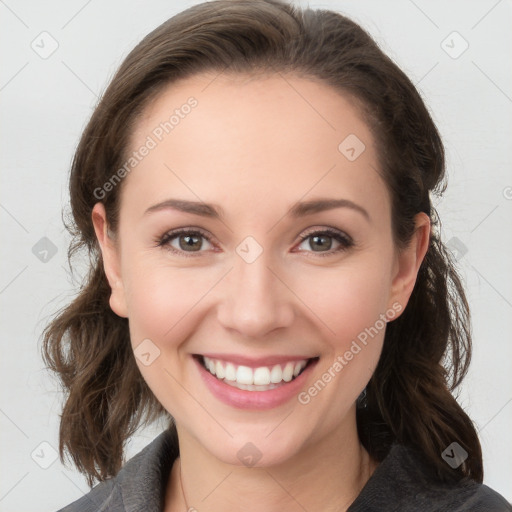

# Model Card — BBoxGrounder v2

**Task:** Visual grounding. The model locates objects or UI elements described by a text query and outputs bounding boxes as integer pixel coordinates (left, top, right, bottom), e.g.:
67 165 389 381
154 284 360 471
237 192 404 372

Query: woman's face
94 72 427 467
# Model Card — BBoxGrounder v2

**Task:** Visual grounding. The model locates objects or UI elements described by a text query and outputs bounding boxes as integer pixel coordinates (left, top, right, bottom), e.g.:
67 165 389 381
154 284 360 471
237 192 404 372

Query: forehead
123 72 387 221
134 71 373 156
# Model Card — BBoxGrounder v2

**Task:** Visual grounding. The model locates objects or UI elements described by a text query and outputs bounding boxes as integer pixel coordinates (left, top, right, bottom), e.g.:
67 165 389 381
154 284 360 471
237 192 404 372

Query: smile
200 355 313 391
192 354 320 410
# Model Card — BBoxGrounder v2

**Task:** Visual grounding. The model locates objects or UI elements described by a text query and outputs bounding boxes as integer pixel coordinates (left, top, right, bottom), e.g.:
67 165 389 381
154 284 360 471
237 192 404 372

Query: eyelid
298 226 352 242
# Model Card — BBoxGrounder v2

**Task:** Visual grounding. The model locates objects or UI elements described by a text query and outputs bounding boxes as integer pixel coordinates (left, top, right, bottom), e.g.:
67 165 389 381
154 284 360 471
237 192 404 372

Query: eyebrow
144 198 370 221
144 199 224 218
289 198 370 221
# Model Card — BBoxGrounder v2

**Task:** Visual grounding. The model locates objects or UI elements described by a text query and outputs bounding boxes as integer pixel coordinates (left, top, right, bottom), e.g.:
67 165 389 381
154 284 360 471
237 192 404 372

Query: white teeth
201 356 310 389
253 367 271 386
236 365 253 385
215 360 225 379
225 362 236 381
282 362 294 382
224 380 280 391
270 364 283 383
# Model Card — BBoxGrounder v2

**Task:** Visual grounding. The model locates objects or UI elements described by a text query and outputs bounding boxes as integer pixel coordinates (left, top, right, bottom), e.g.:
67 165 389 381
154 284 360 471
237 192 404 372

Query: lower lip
194 357 318 410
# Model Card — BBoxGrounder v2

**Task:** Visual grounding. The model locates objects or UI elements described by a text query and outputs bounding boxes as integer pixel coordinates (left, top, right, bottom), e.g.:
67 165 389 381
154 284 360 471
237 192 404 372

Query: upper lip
197 353 318 368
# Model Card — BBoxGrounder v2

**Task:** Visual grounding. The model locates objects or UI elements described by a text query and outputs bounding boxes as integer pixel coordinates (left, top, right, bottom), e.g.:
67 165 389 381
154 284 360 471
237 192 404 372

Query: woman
43 0 511 510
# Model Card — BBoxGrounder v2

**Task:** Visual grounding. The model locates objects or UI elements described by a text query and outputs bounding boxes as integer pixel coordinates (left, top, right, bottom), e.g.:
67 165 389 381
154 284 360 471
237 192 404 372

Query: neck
165 413 376 512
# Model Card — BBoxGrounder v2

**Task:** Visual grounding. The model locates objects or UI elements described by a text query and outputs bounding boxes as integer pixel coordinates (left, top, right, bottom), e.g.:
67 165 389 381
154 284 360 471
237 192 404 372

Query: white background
1 0 511 510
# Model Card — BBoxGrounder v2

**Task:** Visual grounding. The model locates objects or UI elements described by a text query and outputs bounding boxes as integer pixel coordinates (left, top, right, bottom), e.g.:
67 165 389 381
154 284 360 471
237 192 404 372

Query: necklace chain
178 459 190 512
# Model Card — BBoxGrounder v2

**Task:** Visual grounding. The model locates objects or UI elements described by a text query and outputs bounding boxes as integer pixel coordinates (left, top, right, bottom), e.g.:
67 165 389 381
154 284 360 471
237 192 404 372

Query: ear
387 212 430 316
91 203 128 318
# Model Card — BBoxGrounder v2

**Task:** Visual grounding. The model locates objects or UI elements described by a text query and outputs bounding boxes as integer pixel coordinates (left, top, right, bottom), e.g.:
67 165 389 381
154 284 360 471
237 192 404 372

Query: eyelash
155 227 354 258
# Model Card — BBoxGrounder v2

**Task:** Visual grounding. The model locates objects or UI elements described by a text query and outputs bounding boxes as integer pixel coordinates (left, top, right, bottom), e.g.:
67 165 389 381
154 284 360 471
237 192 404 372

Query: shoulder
56 428 178 512
350 443 512 512
57 479 118 512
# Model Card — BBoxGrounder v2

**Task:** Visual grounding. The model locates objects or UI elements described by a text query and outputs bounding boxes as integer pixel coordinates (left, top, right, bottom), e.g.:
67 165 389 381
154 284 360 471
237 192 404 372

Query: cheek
301 263 393 348
124 263 213 343
122 261 215 409
293 259 393 407
282 264 392 443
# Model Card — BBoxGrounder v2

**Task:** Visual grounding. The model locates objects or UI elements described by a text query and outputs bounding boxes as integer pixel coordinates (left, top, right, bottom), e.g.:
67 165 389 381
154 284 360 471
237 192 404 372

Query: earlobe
387 213 430 315
91 203 128 318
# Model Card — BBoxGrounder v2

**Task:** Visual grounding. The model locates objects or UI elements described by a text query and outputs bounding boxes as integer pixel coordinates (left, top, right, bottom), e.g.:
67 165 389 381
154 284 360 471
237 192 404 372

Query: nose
216 248 295 339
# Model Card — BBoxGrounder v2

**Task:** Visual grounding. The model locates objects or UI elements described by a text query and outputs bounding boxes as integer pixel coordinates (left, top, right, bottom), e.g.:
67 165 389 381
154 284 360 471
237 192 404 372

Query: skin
92 72 430 511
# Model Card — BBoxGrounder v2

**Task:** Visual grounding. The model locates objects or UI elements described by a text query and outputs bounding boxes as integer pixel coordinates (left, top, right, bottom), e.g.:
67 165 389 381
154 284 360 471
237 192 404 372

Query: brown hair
43 0 482 486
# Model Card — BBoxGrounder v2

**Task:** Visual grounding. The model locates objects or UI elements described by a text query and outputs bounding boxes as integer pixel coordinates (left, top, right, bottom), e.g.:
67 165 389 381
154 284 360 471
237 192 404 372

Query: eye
156 226 354 258
295 228 354 257
156 228 215 257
